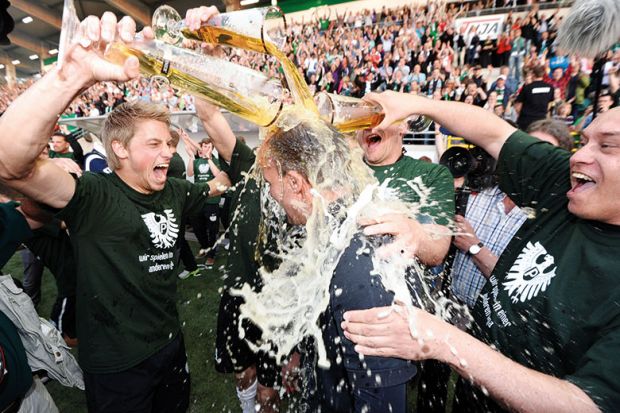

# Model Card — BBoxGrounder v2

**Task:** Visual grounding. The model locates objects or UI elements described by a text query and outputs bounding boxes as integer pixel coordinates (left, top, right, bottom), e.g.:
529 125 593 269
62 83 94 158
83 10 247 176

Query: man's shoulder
396 156 452 179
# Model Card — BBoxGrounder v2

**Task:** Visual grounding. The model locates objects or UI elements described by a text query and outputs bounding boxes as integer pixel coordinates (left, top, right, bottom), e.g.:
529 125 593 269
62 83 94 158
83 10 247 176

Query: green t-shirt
49 150 75 160
220 139 263 289
167 152 186 180
57 172 208 373
193 156 221 205
368 155 455 226
456 131 620 412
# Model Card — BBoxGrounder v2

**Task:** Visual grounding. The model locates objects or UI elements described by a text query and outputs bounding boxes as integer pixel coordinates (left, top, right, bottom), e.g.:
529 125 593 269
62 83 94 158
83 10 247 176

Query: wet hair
257 108 373 201
260 119 349 188
527 118 574 151
101 101 170 170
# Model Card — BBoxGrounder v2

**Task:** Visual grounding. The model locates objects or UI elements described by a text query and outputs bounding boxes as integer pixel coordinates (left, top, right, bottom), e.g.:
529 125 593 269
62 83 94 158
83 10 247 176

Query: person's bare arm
360 214 451 266
342 305 601 413
184 7 238 164
453 214 498 277
363 91 516 159
194 98 236 164
206 172 231 197
0 13 144 208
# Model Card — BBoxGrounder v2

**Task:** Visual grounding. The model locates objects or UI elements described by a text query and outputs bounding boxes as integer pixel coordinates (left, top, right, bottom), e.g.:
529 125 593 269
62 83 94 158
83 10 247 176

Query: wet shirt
217 139 261 290
456 131 620 412
368 155 454 226
56 172 208 373
318 234 417 413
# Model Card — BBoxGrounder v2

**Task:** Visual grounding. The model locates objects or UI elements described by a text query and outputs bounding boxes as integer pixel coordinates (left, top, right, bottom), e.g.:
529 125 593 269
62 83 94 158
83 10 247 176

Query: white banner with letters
455 15 506 40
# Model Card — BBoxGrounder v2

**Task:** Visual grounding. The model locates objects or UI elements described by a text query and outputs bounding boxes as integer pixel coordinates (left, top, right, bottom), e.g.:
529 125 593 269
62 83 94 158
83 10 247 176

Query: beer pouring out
57 0 285 127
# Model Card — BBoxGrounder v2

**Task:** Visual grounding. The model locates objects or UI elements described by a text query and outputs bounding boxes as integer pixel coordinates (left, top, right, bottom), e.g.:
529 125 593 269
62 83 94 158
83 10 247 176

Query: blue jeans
509 54 523 84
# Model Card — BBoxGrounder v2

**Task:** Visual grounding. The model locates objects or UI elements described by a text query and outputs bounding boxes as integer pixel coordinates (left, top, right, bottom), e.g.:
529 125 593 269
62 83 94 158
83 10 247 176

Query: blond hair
102 101 170 170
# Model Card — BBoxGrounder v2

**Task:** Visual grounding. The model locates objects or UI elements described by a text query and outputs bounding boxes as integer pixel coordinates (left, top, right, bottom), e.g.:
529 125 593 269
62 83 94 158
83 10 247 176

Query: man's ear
111 140 129 161
285 170 308 195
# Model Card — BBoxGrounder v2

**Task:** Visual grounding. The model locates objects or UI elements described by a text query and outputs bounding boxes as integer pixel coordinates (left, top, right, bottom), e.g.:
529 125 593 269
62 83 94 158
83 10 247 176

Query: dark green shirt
457 131 620 412
49 150 75 160
0 203 34 408
368 155 455 226
194 157 221 205
57 172 208 373
0 312 32 410
220 140 262 289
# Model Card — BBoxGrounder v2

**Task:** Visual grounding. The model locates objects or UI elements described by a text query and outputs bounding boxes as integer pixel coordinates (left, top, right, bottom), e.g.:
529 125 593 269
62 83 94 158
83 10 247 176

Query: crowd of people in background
1 0 618 138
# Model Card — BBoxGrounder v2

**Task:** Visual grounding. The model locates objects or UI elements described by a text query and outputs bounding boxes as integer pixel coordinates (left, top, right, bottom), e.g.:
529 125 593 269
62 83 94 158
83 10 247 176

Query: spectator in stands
515 65 554 130
509 28 526 83
49 132 74 160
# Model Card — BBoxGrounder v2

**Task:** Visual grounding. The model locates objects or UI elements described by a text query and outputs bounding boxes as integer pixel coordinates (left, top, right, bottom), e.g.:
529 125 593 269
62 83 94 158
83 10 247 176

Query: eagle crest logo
141 209 179 249
503 241 556 303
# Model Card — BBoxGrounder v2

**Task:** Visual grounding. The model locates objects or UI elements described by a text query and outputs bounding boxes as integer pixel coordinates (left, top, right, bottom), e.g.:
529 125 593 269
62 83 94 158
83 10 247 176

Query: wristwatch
468 242 484 256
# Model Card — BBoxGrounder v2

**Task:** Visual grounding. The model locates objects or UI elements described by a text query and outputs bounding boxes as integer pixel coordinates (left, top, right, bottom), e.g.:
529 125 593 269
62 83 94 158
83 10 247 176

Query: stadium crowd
1 0 620 412
1 0 618 132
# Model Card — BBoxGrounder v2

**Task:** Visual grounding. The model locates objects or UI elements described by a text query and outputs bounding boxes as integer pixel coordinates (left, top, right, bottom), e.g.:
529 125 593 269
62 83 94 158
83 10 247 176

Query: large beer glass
58 0 284 127
152 5 287 52
315 92 433 134
152 5 317 113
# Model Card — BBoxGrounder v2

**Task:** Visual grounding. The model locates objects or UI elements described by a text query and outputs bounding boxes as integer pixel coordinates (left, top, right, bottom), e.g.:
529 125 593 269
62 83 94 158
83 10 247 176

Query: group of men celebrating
0 4 618 413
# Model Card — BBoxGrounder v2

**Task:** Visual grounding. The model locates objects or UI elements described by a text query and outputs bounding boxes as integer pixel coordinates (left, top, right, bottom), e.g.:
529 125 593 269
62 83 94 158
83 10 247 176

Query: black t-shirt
516 80 554 124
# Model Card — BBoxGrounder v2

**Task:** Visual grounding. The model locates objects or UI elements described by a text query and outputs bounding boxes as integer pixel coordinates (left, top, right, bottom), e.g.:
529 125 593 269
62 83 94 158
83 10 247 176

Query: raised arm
0 13 144 208
364 91 516 159
184 7 237 163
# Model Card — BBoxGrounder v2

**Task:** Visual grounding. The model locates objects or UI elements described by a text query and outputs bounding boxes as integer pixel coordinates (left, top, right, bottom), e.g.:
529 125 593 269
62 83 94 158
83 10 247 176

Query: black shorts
84 334 190 413
214 291 280 387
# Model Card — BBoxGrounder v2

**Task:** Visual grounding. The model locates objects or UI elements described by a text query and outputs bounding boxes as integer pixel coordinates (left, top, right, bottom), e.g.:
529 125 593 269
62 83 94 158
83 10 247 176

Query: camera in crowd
439 145 498 192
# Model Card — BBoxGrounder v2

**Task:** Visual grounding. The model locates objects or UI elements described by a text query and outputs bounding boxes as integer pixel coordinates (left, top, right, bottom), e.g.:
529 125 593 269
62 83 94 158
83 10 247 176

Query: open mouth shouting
365 133 383 150
153 162 169 183
569 171 596 195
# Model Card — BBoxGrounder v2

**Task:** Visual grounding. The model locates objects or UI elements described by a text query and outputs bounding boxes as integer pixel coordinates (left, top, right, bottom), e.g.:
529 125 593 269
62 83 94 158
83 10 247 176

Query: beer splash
230 108 458 369
181 25 319 114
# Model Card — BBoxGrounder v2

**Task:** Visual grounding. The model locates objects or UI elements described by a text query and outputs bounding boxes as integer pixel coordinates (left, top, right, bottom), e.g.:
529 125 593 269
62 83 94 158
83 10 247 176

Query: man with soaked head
255 112 417 412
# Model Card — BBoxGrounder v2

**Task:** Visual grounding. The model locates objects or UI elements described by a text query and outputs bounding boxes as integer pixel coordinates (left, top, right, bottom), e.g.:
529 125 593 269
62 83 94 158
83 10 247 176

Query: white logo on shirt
198 163 210 174
532 87 551 94
141 209 179 249
503 241 556 303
